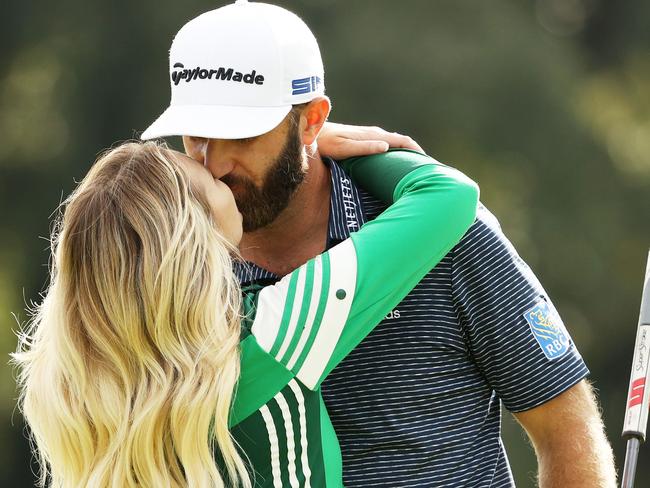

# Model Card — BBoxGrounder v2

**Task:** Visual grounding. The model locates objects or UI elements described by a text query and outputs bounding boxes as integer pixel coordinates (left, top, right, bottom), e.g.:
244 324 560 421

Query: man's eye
189 136 207 144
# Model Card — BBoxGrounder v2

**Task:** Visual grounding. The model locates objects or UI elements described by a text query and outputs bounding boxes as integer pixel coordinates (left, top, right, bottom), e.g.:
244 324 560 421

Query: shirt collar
326 157 367 242
234 157 366 284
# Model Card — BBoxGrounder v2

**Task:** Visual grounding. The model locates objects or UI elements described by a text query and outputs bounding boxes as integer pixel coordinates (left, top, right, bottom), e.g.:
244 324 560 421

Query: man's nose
204 139 236 180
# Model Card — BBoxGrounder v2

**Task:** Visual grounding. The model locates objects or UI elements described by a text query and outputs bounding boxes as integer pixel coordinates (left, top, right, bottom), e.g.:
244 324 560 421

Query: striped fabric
235 160 589 487
259 381 309 488
235 379 323 488
251 240 358 389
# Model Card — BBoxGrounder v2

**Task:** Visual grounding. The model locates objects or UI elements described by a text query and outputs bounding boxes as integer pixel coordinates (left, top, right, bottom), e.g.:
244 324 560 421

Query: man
142 1 617 486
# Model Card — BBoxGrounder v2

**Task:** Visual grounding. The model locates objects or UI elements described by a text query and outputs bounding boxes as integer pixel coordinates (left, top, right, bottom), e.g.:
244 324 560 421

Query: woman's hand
318 122 424 159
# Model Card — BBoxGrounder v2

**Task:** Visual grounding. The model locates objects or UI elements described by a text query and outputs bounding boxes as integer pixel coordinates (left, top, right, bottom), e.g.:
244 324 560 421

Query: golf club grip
622 250 650 441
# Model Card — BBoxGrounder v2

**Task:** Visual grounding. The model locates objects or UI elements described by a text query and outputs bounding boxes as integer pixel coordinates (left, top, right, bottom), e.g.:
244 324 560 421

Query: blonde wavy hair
12 141 251 487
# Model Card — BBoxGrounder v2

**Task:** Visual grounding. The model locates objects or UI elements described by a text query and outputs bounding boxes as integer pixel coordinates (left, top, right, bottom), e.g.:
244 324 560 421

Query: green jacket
229 150 479 487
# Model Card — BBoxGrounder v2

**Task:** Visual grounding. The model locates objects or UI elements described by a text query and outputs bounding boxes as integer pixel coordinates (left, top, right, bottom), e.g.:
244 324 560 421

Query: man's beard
221 122 306 232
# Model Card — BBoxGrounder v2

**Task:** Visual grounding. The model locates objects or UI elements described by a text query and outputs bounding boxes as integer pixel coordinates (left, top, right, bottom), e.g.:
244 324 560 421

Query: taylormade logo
171 63 265 86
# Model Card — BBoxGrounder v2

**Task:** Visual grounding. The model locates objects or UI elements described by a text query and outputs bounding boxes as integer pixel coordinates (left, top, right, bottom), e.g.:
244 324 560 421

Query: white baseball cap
141 0 325 140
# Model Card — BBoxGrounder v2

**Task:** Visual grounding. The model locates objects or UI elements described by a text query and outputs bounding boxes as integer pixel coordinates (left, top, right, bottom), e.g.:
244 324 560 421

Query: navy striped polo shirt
235 157 589 487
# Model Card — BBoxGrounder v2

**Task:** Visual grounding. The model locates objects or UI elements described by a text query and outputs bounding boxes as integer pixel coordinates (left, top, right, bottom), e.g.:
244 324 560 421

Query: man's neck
239 153 332 277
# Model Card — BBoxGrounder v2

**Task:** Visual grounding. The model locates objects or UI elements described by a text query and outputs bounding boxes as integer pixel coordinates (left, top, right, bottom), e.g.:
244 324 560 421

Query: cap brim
140 104 292 140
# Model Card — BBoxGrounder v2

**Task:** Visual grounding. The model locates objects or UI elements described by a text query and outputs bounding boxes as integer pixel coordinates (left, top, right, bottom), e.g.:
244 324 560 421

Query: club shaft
622 251 650 440
620 251 650 488
621 437 640 488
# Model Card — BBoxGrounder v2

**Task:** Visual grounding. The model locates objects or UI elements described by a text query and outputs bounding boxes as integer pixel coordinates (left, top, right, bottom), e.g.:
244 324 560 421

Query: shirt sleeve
452 205 590 412
249 150 480 390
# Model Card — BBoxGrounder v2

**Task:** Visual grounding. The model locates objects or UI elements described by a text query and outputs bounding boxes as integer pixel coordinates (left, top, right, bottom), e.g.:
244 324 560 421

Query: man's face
183 111 306 232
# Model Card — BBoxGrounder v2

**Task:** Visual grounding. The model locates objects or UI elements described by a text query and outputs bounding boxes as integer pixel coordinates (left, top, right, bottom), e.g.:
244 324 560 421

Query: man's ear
299 96 331 146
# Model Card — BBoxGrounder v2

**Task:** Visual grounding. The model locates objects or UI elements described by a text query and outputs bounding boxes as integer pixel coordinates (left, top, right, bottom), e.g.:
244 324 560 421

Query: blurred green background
1 0 649 486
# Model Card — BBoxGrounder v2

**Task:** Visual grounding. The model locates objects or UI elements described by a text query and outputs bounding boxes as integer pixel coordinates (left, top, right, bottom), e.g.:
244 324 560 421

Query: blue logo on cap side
292 76 322 95
524 300 572 360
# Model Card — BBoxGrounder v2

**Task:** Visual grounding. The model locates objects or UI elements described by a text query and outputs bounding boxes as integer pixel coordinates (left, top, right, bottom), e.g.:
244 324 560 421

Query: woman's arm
248 150 479 390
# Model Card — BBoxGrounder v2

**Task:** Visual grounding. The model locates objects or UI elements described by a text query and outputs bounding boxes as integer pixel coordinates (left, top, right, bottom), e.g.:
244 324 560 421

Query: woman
13 141 478 487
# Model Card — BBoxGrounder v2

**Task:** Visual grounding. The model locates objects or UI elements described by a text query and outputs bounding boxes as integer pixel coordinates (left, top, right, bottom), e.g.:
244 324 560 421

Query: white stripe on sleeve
288 380 312 488
296 239 357 389
275 266 307 360
286 255 323 370
259 405 283 488
274 392 300 488
251 273 293 353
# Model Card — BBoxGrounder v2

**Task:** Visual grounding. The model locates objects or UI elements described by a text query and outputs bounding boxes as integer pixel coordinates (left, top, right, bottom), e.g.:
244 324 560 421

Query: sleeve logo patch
523 301 572 360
